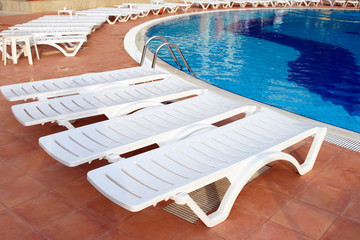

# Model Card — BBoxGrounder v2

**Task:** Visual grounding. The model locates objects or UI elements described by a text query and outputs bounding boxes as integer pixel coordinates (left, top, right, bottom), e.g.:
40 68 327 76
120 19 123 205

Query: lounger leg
32 37 40 60
297 127 327 174
24 38 33 65
172 152 299 227
171 126 326 227
56 119 75 129
2 37 6 65
11 39 17 64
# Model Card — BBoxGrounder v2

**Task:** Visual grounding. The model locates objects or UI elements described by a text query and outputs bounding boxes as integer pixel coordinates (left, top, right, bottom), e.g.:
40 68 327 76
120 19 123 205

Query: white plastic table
58 8 76 16
1 33 40 65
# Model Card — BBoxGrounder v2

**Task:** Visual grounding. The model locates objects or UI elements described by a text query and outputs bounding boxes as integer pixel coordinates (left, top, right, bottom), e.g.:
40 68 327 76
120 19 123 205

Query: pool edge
124 8 360 151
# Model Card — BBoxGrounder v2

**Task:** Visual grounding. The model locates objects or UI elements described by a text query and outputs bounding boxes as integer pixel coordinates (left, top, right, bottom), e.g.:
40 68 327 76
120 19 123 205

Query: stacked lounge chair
0 14 105 58
75 7 146 24
0 66 327 227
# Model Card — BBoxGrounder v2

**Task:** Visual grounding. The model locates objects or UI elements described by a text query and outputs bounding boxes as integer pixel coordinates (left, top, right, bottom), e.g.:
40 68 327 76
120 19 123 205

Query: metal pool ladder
140 36 196 77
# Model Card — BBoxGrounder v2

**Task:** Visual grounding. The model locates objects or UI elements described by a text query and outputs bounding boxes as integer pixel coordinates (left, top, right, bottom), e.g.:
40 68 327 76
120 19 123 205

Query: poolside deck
0 5 360 240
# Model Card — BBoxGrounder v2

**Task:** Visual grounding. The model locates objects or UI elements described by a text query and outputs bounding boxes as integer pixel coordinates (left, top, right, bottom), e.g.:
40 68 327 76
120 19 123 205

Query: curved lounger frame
36 36 87 57
87 108 327 227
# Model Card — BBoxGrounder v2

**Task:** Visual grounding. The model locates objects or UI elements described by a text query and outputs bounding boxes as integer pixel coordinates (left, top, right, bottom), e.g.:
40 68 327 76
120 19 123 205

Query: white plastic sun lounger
75 11 132 24
232 0 249 7
93 7 146 18
161 2 192 13
149 0 192 12
183 0 222 9
292 0 308 5
87 107 327 227
1 30 88 57
332 0 347 6
1 67 167 102
39 92 257 167
76 8 144 24
304 0 320 5
258 0 275 7
27 20 104 30
11 76 203 129
11 23 97 32
1 27 92 37
35 35 87 57
346 0 359 6
34 15 107 26
273 0 291 6
118 4 164 15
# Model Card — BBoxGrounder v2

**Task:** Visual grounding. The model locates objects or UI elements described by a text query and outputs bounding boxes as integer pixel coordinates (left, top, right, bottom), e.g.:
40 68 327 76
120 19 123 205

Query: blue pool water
146 9 360 133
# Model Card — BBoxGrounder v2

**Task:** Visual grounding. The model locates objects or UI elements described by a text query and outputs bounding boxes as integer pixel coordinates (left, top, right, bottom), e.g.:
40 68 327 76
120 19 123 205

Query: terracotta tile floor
0 5 360 240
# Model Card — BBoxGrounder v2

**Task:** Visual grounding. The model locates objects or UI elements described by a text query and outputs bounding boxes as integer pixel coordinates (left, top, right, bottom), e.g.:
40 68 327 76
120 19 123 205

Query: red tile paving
342 192 360 224
248 221 312 240
320 217 360 240
271 199 337 239
0 4 359 240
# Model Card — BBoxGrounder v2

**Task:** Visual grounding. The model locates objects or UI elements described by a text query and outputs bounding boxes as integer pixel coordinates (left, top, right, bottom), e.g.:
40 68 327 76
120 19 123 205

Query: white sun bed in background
10 23 98 32
0 67 167 101
258 0 275 7
35 15 108 26
332 0 347 6
1 27 92 36
39 92 257 166
35 34 87 57
76 8 143 24
272 0 292 6
10 76 204 129
232 0 249 7
345 0 359 7
160 2 192 13
292 0 308 6
1 29 90 57
118 3 164 15
305 0 320 6
87 107 327 227
183 0 222 9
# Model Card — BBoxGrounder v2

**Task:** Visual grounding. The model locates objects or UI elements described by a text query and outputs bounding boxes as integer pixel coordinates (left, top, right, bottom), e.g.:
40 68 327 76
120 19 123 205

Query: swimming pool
146 9 360 133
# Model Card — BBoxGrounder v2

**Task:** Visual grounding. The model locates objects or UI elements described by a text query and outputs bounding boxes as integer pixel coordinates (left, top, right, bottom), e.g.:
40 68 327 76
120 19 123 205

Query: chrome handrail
140 36 181 69
152 42 196 77
140 35 196 77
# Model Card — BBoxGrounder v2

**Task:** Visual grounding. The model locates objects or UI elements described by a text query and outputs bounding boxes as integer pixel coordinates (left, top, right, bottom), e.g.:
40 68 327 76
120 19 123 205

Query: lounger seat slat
190 139 247 163
126 115 174 133
206 134 256 156
121 162 172 191
49 137 98 160
222 131 268 150
133 159 185 185
150 153 199 179
164 149 213 173
178 145 229 168
106 167 156 197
